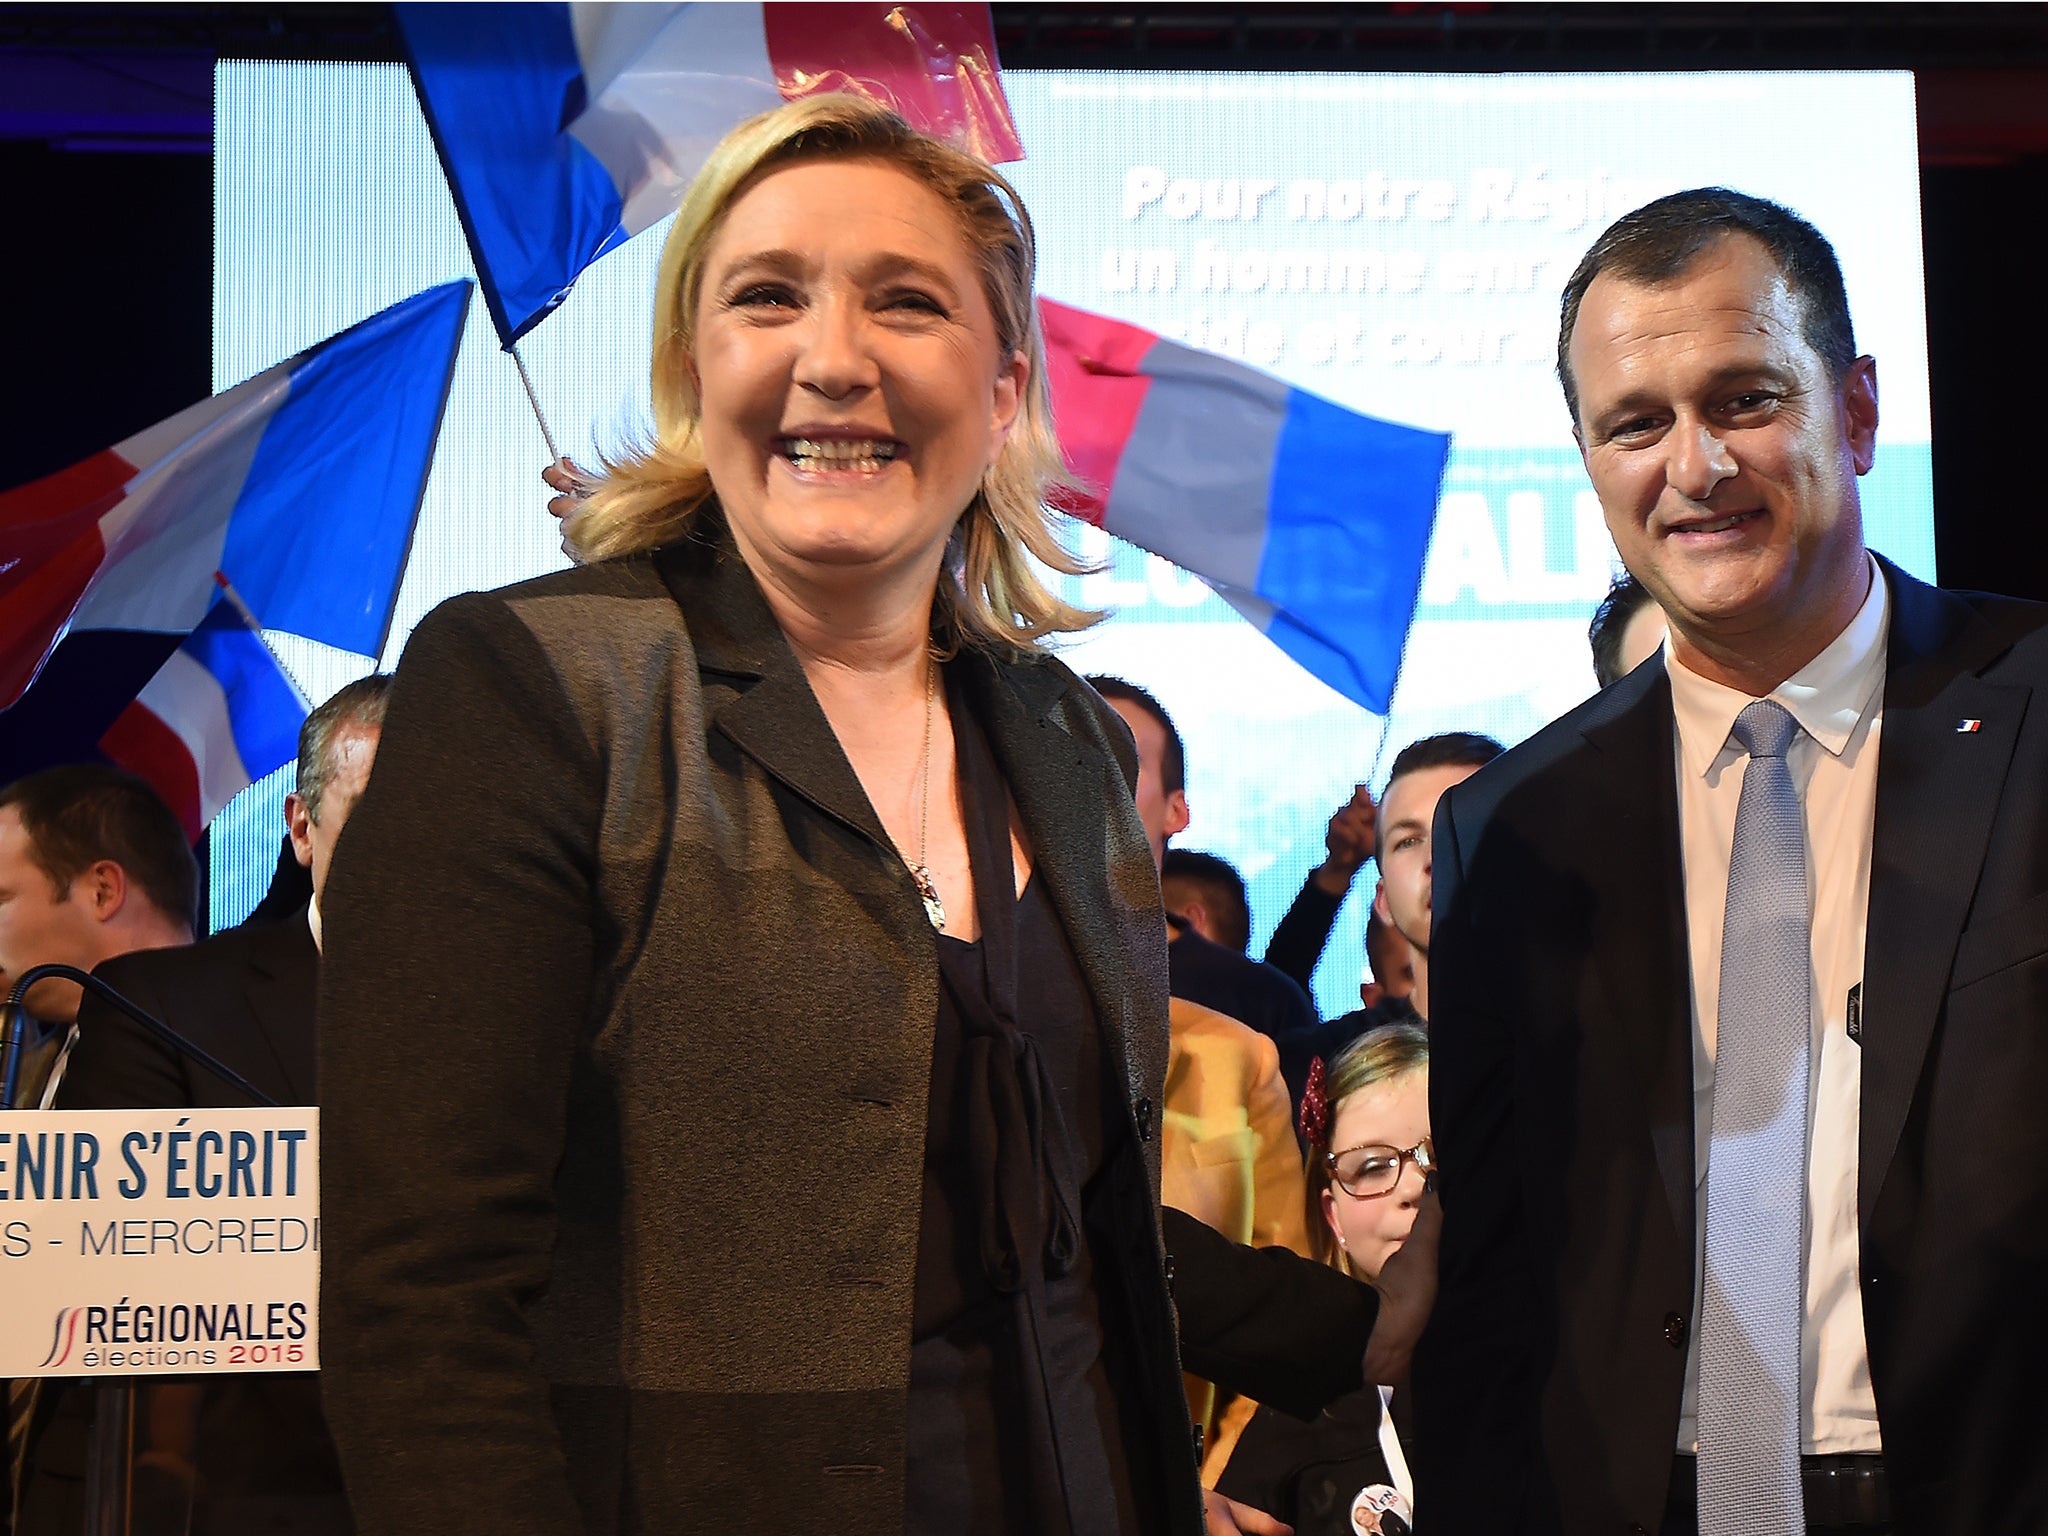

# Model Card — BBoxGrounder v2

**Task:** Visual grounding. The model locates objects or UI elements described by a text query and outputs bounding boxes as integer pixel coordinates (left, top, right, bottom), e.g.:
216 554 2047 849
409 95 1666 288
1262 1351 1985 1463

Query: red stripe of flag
99 699 204 842
0 449 137 708
1038 299 1159 524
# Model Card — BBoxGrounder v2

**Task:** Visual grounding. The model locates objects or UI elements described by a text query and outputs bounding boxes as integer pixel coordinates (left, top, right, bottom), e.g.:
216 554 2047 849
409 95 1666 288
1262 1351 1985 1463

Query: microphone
0 964 279 1110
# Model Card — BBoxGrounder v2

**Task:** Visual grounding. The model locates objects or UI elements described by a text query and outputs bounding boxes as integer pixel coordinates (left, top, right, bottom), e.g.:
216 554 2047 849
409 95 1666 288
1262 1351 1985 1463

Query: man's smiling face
1569 232 1878 680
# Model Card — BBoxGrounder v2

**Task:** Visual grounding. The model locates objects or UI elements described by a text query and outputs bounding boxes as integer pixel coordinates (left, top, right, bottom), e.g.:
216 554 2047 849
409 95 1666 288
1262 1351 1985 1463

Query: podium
2 1107 322 1536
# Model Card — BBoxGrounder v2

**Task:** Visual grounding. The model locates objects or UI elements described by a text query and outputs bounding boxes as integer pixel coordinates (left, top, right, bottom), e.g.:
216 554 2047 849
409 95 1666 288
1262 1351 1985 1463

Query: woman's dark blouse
904 677 1139 1535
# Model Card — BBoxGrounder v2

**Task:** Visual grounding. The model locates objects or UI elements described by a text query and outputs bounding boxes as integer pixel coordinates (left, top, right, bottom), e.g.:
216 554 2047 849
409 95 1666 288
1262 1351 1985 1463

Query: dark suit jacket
1416 558 2048 1536
315 527 1202 1535
63 914 318 1110
20 914 349 1536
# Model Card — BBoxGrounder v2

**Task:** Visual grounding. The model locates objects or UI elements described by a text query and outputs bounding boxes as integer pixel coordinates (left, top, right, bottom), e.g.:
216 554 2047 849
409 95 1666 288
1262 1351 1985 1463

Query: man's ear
79 860 130 925
285 793 316 869
1165 788 1190 840
1372 878 1392 926
1843 355 1879 476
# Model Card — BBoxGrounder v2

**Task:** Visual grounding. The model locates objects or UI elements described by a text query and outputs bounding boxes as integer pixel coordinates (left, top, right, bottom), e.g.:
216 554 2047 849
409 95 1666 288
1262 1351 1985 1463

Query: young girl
1210 1022 1430 1535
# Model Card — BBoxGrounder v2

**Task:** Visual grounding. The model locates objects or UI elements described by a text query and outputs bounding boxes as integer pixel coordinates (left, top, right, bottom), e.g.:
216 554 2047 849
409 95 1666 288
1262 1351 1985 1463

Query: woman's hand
1205 1488 1293 1535
541 456 593 521
1363 1185 1440 1384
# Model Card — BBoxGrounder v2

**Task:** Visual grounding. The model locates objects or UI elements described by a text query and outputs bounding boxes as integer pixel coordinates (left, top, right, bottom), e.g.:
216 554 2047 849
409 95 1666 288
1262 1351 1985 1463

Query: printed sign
0 1108 318 1377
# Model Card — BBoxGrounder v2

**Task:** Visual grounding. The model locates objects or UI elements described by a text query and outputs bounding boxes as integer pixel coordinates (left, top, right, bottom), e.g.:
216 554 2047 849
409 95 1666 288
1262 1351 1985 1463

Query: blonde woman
1211 1024 1430 1534
318 95 1304 1536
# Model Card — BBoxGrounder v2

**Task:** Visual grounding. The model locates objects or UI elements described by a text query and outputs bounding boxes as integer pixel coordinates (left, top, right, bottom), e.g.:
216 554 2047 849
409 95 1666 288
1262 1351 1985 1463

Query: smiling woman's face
689 155 1026 593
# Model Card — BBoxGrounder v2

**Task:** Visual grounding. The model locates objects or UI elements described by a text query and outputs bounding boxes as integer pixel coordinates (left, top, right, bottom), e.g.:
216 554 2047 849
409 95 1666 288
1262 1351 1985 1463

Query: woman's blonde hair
1304 1021 1430 1276
563 93 1096 653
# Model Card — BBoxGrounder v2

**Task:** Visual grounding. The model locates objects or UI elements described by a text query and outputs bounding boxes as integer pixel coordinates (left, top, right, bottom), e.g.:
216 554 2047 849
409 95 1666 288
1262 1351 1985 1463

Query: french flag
398 2 1023 344
1040 299 1450 714
0 280 470 808
100 590 309 841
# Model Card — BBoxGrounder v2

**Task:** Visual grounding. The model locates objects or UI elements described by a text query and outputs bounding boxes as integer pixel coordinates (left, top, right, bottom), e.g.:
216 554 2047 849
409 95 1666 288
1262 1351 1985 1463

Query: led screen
212 63 1928 1016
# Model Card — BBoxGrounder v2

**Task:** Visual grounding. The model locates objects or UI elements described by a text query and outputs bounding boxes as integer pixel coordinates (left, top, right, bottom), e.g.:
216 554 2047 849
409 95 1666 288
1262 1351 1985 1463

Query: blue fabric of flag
182 599 306 785
220 280 471 659
1256 390 1450 713
398 3 630 344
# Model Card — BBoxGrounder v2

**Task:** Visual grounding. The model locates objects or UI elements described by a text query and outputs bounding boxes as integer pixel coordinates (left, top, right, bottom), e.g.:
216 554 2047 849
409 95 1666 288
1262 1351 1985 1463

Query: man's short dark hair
1385 731 1504 796
1556 187 1857 425
1161 848 1251 954
0 765 197 932
1087 676 1185 795
296 675 393 824
1588 572 1659 690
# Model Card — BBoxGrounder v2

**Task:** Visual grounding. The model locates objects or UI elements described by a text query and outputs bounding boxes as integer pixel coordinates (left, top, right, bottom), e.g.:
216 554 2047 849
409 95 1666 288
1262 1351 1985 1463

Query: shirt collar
1666 552 1889 779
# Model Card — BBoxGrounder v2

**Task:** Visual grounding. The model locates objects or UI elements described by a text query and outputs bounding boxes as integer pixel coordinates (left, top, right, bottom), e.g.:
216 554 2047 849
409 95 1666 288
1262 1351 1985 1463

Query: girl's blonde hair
563 93 1096 654
1304 1021 1430 1276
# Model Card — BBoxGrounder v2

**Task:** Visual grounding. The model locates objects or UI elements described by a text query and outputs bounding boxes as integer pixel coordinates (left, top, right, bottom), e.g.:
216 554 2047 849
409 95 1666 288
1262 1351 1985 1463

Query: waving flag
1039 298 1450 714
399 2 1022 344
0 280 470 802
99 591 309 841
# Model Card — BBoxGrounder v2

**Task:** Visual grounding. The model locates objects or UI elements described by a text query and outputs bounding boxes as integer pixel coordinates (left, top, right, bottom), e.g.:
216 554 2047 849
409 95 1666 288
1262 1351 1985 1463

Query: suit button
1134 1096 1155 1141
1164 1254 1176 1296
1663 1312 1687 1349
1630 1524 1651 1536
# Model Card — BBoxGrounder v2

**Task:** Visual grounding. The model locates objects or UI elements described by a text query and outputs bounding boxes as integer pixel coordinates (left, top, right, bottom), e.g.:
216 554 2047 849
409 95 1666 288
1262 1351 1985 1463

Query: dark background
6 3 2047 598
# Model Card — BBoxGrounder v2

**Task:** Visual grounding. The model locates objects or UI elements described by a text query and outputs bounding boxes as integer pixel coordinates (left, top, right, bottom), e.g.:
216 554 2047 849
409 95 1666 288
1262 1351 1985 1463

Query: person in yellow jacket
1159 995 1312 1472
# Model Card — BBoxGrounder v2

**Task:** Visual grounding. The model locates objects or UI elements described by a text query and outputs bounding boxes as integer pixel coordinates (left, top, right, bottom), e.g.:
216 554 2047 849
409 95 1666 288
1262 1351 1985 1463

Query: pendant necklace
905 655 946 932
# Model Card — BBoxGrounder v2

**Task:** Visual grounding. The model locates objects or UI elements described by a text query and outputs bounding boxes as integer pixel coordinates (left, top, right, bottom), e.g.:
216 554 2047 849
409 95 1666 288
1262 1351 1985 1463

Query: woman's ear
986 348 1028 465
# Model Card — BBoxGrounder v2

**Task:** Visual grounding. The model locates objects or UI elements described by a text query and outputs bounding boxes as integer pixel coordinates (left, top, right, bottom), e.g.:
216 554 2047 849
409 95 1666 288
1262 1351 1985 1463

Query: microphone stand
2 965 286 1536
1 964 278 1110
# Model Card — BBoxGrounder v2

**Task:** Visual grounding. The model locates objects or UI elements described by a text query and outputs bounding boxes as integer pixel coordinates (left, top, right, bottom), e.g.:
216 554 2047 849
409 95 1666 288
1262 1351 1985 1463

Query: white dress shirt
1670 555 1887 1455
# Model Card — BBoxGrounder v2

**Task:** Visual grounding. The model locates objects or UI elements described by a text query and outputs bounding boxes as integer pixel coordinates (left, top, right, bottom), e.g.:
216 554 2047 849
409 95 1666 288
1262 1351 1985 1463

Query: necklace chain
906 654 946 931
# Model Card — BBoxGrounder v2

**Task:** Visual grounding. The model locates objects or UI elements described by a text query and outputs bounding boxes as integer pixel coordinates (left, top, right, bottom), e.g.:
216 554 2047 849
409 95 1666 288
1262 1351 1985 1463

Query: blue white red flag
0 280 470 813
1039 298 1451 714
100 588 309 841
398 2 1022 344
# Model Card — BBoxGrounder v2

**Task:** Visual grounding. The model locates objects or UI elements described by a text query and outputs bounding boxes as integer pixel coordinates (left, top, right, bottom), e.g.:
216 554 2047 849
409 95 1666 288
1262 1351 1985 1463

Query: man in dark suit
1416 189 2048 1536
1089 676 1322 1055
18 676 389 1536
0 766 197 1108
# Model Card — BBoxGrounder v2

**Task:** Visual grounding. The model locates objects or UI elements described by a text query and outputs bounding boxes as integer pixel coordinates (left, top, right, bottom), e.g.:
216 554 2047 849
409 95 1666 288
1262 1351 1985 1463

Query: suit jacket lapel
241 912 320 1103
654 529 1163 1108
1580 664 1696 1250
652 533 892 851
963 652 1166 1111
1859 559 2030 1226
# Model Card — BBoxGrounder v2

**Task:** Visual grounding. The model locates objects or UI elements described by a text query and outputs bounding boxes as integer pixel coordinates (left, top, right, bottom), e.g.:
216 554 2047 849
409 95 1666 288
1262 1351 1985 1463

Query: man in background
1276 734 1501 1104
1 767 198 1533
0 766 196 1108
1589 570 1670 689
1162 848 1254 955
1089 677 1319 1055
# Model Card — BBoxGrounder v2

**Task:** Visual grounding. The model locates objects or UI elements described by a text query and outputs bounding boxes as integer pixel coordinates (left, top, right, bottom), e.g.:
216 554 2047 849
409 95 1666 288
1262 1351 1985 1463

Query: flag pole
509 343 562 464
213 572 312 711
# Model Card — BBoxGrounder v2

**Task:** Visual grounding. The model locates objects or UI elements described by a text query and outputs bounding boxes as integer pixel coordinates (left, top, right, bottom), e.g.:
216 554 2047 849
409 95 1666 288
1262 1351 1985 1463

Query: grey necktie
1698 699 1811 1536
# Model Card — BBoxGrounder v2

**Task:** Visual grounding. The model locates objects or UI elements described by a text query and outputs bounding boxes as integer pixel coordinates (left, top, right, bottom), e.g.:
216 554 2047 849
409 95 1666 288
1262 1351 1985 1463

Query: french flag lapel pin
1957 718 1983 733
